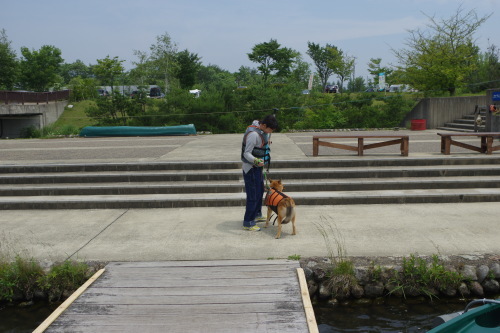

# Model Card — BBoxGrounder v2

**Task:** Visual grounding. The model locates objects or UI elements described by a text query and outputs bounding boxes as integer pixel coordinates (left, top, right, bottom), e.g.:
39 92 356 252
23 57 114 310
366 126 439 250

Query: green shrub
388 254 463 299
38 260 92 302
19 126 42 138
0 256 44 301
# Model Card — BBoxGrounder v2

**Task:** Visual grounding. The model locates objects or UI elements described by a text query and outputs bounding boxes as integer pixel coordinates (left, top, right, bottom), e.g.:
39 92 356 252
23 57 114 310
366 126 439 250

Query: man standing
241 115 278 231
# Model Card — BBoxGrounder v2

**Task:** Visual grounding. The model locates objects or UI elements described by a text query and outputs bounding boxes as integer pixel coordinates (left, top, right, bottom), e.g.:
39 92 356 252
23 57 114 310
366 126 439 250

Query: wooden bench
438 132 500 155
312 135 409 156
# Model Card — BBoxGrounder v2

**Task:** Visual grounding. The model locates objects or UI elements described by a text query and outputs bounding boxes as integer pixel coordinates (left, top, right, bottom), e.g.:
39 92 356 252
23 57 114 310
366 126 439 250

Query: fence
0 90 70 105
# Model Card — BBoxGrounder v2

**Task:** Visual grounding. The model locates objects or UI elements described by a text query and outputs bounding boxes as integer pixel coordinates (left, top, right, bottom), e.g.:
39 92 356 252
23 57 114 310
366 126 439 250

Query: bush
0 254 94 303
388 254 463 299
38 260 92 302
0 256 44 301
19 126 42 138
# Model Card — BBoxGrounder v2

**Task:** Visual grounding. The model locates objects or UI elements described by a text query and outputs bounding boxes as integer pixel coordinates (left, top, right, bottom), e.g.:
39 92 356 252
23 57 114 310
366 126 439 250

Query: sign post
378 72 386 92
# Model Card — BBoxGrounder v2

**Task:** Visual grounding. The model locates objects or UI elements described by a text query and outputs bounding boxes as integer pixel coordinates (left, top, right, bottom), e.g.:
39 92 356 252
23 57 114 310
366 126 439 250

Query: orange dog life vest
265 188 288 214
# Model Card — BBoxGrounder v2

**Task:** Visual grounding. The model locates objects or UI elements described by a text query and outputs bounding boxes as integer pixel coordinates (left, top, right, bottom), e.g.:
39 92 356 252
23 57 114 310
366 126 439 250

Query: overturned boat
79 124 197 137
428 299 500 332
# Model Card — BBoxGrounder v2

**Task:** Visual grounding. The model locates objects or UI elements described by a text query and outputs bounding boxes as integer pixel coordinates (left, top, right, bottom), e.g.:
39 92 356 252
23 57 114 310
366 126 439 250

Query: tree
289 56 311 87
235 66 260 86
468 43 500 92
59 59 92 84
0 29 18 90
197 64 235 91
19 45 63 91
93 56 125 91
393 6 490 96
68 77 98 101
129 49 152 85
175 49 202 89
247 39 298 82
306 42 335 89
347 76 367 92
326 46 354 93
149 32 178 91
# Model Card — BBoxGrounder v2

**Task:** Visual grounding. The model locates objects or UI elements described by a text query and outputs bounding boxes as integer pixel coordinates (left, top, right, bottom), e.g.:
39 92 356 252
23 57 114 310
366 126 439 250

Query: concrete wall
400 95 488 129
0 100 68 138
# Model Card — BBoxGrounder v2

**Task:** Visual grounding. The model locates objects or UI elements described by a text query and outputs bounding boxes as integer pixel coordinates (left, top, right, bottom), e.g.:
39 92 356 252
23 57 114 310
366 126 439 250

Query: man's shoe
243 225 261 231
255 216 266 222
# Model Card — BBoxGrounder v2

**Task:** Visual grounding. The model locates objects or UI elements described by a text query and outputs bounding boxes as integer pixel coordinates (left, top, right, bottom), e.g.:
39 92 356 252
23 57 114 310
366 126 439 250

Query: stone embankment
300 255 500 304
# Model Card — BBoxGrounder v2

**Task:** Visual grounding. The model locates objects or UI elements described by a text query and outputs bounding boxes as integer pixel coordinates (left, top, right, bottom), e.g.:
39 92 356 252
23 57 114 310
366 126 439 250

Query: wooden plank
106 259 298 268
61 301 305 316
93 276 291 288
297 268 319 333
81 284 295 297
48 312 308 333
104 264 299 274
97 269 295 280
74 291 301 305
34 268 105 333
437 132 500 137
312 135 409 138
450 139 483 153
44 261 313 333
363 138 403 150
437 132 500 155
313 135 409 156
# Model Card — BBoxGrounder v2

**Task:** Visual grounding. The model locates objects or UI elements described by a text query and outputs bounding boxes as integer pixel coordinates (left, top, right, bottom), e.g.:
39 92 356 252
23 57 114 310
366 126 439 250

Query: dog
264 179 296 239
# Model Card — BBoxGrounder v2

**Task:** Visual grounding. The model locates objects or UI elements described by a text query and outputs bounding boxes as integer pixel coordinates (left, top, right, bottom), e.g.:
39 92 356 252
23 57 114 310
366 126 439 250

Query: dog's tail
280 199 295 224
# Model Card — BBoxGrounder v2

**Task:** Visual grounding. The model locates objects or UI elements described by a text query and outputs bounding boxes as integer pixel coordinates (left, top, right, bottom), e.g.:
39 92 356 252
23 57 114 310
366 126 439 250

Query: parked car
325 85 338 93
149 87 164 98
97 89 109 96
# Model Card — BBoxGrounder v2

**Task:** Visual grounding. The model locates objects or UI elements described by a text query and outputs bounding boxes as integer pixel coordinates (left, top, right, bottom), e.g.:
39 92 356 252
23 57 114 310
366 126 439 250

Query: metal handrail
0 90 70 105
464 299 500 313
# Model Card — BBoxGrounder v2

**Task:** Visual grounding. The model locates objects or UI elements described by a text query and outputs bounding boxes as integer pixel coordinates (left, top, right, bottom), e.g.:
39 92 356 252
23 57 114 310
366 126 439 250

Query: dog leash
263 168 270 190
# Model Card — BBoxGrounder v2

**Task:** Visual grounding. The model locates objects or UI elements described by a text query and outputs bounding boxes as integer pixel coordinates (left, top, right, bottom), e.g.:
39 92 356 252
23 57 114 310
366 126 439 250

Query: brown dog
265 179 296 239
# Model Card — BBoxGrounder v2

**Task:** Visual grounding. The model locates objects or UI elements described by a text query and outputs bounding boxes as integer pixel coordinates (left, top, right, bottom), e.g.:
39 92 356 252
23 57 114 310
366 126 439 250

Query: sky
1 0 499 83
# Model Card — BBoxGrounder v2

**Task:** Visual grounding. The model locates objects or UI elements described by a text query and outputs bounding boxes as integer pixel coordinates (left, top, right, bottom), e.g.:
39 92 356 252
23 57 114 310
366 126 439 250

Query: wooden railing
0 90 70 105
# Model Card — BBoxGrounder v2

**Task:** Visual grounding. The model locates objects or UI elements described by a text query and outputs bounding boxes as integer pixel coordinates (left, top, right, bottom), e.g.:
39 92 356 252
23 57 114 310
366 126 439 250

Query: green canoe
428 299 500 332
80 124 197 137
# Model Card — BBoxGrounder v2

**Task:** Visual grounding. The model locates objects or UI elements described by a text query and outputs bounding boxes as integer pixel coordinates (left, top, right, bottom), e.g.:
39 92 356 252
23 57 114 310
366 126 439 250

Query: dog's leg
265 206 272 228
291 209 297 235
275 209 284 239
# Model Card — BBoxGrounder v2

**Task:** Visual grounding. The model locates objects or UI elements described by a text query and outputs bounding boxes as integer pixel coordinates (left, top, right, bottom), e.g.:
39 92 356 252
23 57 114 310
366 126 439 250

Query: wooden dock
37 260 318 333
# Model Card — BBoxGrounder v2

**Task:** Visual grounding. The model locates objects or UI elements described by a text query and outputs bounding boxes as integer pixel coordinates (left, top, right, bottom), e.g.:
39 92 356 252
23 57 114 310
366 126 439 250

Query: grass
314 216 356 299
18 100 95 138
53 100 96 130
387 254 464 300
0 232 96 303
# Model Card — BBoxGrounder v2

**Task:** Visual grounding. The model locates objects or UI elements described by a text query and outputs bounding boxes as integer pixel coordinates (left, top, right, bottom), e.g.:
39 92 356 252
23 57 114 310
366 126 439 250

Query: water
314 299 466 333
0 302 60 333
1 300 465 332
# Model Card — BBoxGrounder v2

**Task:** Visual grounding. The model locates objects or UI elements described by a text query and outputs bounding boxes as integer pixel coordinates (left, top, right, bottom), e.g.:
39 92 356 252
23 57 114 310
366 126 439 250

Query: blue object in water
79 124 197 137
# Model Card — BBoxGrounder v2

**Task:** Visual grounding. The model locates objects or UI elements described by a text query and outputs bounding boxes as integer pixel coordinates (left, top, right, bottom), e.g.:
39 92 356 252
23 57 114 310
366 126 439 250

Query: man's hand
253 158 264 167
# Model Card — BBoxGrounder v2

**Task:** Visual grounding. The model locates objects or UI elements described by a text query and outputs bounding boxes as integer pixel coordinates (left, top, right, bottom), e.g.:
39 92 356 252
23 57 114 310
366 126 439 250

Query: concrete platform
1 129 499 262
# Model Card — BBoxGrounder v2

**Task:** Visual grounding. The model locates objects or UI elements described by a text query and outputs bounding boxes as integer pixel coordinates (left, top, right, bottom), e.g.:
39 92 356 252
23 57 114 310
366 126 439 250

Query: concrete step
2 156 500 174
435 126 475 133
453 119 476 124
1 188 500 209
2 164 500 184
1 176 499 196
2 157 500 209
442 122 476 130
